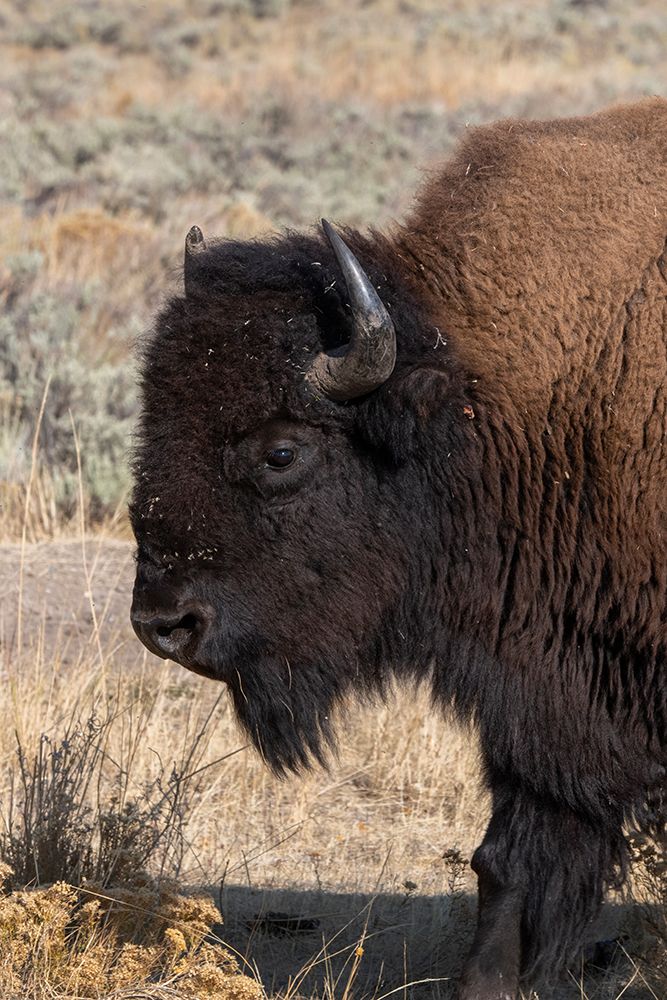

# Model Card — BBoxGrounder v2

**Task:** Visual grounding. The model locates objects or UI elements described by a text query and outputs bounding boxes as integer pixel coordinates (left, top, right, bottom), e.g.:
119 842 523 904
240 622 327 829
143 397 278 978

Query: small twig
69 409 106 687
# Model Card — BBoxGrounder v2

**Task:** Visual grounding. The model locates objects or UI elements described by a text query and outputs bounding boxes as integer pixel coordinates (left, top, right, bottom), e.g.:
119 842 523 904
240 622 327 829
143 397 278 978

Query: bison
130 99 667 999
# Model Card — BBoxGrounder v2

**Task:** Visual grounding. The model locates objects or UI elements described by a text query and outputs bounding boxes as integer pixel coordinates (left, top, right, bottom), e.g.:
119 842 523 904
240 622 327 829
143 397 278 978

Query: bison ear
359 367 454 464
184 225 207 296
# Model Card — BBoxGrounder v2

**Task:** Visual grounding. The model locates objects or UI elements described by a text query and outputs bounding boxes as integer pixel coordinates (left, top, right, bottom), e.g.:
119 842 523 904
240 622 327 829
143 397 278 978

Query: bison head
130 221 467 773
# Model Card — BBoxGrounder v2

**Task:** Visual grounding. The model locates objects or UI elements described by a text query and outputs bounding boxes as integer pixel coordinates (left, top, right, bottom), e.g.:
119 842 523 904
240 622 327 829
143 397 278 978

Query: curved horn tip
321 218 348 258
185 225 206 253
311 219 397 401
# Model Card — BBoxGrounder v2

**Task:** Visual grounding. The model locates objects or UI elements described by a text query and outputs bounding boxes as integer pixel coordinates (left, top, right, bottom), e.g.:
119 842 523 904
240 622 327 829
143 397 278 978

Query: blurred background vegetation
0 0 666 532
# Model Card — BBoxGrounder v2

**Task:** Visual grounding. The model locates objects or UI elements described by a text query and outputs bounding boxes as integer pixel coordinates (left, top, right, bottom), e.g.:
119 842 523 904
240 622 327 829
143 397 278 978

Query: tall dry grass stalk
16 377 51 655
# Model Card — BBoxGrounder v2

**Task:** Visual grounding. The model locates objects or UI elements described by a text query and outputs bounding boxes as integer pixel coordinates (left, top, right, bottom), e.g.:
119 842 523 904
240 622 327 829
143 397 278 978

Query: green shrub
0 255 137 518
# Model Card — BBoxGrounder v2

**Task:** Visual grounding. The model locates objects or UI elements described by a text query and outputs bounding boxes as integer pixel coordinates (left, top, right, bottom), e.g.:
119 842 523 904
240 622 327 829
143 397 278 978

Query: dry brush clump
0 670 264 999
1 718 185 888
0 868 263 1000
0 655 243 890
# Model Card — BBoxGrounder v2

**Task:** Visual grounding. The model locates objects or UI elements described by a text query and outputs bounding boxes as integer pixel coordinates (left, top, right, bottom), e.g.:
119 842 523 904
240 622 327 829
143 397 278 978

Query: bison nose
131 604 211 662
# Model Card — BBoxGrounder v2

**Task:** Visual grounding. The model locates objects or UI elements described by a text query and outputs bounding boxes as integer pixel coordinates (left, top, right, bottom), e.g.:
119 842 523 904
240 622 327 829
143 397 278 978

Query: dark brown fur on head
131 99 667 989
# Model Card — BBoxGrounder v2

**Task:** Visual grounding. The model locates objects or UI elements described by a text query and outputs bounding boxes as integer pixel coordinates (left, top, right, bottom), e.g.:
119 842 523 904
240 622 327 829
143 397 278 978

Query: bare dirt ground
0 537 137 668
0 538 659 1000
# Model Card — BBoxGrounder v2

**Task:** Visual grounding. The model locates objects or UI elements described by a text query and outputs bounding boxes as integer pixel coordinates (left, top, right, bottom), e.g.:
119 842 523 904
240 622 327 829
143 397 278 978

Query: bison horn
307 219 396 401
184 225 207 295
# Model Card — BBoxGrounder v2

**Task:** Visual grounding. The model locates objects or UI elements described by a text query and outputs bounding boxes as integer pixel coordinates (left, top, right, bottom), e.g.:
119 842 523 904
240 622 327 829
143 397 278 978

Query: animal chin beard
227 656 345 776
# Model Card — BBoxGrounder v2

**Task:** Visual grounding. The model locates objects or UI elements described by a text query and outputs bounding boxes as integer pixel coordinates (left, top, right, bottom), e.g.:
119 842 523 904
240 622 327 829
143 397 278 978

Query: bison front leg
458 821 524 1000
458 784 626 1000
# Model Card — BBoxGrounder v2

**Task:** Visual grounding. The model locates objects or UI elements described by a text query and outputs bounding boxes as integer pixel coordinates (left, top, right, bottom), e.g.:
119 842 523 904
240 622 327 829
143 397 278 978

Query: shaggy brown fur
131 99 667 1000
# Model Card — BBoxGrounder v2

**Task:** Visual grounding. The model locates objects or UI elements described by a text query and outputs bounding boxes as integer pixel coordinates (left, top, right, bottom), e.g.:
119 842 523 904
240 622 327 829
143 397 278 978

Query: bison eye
265 447 296 470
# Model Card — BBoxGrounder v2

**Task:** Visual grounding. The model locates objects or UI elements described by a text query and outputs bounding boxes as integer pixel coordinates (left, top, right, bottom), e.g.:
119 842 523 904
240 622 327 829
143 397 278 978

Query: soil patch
0 538 151 670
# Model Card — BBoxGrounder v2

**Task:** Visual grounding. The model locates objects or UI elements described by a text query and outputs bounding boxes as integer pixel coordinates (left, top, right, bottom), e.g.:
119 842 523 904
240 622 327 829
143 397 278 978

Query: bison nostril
177 612 198 630
131 605 211 662
156 613 199 638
